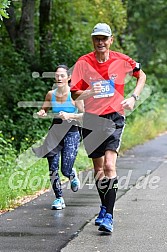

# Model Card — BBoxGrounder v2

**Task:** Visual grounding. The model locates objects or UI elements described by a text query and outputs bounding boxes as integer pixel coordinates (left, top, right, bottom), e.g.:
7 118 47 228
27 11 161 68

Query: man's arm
71 82 102 101
121 69 146 110
131 69 146 97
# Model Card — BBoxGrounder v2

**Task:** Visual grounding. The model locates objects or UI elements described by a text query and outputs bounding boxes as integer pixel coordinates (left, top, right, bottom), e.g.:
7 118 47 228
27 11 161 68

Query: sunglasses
93 36 110 42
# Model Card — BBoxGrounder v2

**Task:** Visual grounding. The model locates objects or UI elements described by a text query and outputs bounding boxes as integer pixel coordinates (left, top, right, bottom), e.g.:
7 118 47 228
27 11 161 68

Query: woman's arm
37 91 52 116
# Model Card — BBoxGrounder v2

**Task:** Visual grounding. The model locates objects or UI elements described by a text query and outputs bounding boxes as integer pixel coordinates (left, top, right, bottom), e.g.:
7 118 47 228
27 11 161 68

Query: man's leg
98 150 118 232
93 156 109 226
93 156 105 205
103 150 118 216
93 150 118 211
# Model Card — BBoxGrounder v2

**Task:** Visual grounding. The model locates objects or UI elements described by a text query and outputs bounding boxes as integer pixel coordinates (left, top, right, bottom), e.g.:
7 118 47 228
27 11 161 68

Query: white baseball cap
91 23 112 36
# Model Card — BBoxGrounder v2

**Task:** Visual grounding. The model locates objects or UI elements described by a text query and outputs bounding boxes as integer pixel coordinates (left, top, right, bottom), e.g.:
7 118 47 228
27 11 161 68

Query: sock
104 177 118 216
95 177 110 207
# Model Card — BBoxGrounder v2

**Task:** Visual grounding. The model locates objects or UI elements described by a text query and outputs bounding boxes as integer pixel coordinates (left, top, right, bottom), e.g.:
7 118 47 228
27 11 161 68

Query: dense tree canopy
128 0 167 80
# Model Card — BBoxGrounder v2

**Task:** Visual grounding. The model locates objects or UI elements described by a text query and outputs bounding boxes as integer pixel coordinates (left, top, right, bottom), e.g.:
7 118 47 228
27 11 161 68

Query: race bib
91 79 115 98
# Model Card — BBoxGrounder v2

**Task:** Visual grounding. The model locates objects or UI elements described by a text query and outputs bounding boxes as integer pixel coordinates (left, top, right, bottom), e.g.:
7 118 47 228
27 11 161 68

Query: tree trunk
18 0 35 55
3 0 35 57
3 1 17 45
39 0 52 61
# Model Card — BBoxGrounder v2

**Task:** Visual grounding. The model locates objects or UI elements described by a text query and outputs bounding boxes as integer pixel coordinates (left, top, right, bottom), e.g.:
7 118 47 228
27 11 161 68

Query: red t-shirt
70 51 140 115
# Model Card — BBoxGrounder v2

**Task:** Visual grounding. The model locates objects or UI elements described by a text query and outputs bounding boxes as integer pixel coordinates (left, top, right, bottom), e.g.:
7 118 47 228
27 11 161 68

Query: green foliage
0 0 10 24
127 0 167 92
39 0 127 70
124 72 166 121
0 131 16 209
0 43 51 150
0 131 16 166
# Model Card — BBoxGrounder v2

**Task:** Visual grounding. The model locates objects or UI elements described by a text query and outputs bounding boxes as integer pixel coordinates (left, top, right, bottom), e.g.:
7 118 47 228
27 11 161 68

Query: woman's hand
59 111 71 121
37 109 47 117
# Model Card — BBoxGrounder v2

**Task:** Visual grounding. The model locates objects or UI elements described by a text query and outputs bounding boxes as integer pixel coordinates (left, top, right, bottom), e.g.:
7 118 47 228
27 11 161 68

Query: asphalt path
0 133 167 252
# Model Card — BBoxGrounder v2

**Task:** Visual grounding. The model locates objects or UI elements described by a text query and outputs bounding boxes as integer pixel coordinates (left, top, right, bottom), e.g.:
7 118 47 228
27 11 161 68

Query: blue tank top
51 89 78 114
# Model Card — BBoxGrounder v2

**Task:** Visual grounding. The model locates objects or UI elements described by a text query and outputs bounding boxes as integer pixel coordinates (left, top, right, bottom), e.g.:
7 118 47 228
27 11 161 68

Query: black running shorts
82 112 125 158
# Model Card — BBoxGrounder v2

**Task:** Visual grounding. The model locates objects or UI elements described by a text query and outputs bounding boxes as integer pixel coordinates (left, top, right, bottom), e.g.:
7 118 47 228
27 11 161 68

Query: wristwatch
131 93 139 101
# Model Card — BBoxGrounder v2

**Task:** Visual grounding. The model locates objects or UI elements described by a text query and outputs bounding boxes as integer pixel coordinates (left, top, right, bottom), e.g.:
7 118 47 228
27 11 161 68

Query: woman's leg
47 152 62 198
61 131 80 179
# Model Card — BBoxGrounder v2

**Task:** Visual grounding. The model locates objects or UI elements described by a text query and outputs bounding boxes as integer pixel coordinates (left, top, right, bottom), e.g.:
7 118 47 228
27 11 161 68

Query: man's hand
91 82 102 94
121 97 136 110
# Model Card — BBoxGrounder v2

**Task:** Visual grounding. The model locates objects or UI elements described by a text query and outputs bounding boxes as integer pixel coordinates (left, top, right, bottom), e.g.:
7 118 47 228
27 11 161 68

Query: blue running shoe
51 197 66 210
98 213 113 233
95 206 106 226
71 168 80 192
